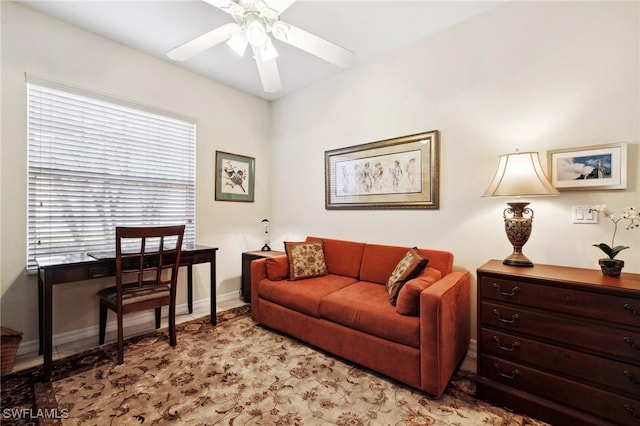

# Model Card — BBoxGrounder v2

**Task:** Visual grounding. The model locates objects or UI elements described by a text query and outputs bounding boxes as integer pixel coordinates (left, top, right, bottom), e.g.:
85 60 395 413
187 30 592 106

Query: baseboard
16 291 242 357
458 338 477 373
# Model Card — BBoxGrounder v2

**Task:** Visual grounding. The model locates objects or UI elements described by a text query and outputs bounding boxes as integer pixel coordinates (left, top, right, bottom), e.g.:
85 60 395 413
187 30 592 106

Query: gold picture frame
325 130 439 209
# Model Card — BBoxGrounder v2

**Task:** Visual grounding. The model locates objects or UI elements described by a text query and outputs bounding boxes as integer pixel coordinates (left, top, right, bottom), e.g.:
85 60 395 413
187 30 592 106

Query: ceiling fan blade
259 0 297 16
167 23 240 61
202 0 244 16
272 21 355 69
252 46 282 93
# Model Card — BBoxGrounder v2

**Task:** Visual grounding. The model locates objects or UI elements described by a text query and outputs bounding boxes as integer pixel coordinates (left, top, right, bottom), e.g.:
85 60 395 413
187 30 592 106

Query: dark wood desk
35 244 218 381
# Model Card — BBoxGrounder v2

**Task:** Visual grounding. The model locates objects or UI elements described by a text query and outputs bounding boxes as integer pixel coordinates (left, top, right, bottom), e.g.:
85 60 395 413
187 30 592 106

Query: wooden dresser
477 260 640 426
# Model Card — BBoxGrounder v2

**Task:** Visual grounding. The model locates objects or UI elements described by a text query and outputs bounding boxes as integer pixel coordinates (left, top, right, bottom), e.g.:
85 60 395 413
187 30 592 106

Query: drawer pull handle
625 304 640 319
492 309 520 324
624 337 640 353
492 283 520 297
493 363 520 379
492 336 520 351
624 405 640 422
624 371 640 387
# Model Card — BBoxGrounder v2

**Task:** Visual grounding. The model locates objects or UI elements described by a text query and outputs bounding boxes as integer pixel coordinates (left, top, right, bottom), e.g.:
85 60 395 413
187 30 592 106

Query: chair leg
155 307 161 329
99 301 107 345
169 302 176 347
117 312 124 365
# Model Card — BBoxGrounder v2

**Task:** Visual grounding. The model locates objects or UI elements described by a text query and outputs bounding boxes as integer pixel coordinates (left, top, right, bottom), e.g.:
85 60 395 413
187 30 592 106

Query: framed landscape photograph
547 143 627 190
325 130 439 209
215 151 255 202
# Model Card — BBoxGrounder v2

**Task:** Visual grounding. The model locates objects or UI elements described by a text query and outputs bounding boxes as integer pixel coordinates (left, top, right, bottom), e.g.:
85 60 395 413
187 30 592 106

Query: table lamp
483 151 559 267
261 218 271 251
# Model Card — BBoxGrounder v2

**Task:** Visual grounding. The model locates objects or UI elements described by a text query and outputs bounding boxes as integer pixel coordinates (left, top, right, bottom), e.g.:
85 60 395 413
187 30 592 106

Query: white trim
24 73 196 124
16 291 243 357
460 338 478 373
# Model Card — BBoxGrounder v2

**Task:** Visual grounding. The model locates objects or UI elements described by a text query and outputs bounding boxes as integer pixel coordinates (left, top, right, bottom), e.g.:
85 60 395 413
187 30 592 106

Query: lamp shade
483 151 559 197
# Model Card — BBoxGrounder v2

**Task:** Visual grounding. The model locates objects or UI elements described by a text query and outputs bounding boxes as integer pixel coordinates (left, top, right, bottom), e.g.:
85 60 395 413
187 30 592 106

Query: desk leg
38 270 44 356
43 278 53 381
210 255 217 326
187 265 193 314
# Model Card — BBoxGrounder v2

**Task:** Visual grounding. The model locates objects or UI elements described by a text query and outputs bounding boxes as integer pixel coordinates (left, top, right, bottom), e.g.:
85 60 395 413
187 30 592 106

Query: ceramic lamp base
503 253 534 267
503 202 534 268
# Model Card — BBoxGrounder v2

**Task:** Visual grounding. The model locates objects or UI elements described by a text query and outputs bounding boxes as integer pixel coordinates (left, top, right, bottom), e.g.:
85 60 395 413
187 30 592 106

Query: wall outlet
572 205 598 224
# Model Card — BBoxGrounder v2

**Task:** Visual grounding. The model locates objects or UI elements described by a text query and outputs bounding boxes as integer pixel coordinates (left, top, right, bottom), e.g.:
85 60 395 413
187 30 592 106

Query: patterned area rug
1 306 548 425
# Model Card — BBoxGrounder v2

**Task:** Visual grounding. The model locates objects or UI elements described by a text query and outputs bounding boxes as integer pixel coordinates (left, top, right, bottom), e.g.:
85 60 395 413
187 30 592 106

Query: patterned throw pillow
386 247 429 306
284 241 328 280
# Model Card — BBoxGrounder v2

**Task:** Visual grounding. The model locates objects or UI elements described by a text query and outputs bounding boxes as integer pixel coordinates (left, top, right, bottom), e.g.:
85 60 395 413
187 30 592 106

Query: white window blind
27 81 196 271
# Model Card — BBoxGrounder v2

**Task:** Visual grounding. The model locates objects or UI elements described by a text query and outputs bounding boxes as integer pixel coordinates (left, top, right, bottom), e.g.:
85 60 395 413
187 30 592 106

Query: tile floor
11 298 247 374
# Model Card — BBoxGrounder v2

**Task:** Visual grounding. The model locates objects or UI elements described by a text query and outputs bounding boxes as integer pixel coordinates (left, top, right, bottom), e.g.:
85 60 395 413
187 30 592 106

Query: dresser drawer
480 276 640 327
481 301 640 364
481 328 640 397
482 355 640 426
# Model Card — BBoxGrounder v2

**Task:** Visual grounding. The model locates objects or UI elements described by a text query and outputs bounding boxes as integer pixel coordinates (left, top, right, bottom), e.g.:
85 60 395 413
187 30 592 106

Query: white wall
1 2 271 347
1 0 639 350
270 1 640 339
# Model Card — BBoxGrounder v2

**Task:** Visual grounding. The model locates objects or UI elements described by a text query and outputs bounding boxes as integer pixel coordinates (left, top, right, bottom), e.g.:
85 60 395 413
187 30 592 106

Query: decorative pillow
386 247 429 306
284 241 328 281
396 267 442 316
266 256 289 281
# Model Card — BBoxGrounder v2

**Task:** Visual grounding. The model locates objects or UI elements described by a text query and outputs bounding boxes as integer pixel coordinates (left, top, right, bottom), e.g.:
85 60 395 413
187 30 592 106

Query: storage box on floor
1 327 23 375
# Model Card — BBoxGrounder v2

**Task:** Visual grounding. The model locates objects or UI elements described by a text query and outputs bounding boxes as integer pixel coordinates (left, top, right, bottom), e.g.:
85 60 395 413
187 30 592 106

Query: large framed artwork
547 143 627 190
325 130 440 209
215 151 255 202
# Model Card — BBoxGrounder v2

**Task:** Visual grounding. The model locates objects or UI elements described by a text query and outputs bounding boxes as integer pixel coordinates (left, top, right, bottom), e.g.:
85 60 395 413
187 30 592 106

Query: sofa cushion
258 274 358 318
306 236 365 278
285 241 328 280
395 267 442 316
386 248 429 305
318 281 420 348
266 255 289 280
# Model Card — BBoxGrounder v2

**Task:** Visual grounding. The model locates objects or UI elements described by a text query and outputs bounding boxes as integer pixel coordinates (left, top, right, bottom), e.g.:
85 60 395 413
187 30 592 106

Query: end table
241 250 285 302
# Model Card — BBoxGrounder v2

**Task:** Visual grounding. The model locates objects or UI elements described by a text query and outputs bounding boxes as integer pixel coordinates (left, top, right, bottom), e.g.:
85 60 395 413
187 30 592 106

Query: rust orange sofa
251 236 471 397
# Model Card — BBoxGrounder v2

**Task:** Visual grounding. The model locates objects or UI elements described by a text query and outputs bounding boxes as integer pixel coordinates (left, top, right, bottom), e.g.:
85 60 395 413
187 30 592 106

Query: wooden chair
97 225 185 364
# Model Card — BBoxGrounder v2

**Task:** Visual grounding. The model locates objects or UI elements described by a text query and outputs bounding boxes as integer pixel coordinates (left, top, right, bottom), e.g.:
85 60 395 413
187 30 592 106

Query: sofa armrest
250 258 269 322
419 270 471 397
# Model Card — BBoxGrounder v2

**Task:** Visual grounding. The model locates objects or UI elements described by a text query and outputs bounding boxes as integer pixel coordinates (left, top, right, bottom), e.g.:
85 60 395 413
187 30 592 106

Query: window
27 80 196 271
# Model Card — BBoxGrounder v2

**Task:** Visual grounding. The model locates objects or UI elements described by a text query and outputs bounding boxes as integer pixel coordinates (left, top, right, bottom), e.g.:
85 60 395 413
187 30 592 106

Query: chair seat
97 283 170 306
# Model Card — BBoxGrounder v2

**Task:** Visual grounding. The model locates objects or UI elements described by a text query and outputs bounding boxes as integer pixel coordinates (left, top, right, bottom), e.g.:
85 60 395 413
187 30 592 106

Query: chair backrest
115 225 185 291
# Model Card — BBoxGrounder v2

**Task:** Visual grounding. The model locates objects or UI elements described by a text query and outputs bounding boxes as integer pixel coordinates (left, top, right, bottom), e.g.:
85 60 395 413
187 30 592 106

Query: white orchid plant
590 205 639 259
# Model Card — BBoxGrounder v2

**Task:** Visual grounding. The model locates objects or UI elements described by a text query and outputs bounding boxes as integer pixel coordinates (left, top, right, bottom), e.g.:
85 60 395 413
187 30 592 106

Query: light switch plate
572 205 598 224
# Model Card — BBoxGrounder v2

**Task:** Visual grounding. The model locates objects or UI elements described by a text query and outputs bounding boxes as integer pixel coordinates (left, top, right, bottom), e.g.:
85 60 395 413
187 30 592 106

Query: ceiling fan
167 0 356 93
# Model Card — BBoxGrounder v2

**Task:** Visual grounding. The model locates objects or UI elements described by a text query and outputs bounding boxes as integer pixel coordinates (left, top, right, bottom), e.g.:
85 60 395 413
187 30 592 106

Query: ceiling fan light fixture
167 0 355 94
245 14 268 47
227 31 248 56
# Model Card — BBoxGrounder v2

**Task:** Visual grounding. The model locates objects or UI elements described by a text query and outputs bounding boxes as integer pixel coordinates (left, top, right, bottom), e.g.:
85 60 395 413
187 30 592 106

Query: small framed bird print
215 151 255 202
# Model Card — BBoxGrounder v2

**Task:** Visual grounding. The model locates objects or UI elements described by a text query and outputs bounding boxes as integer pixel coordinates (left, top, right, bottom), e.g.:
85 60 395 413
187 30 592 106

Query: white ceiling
18 0 506 101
